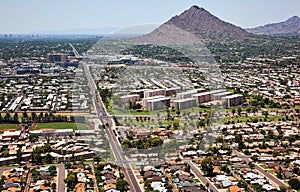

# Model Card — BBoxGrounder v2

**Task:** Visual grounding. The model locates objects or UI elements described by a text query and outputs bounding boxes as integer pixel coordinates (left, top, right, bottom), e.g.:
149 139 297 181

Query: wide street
184 160 220 192
57 164 66 192
233 150 289 188
83 62 142 192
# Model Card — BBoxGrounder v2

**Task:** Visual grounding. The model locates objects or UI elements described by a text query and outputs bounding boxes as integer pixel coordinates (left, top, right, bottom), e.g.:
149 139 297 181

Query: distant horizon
0 0 299 34
1 14 299 36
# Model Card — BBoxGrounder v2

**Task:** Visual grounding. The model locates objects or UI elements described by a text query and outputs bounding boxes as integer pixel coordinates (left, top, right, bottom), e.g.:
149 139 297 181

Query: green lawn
260 164 268 169
0 124 18 130
113 110 153 116
224 115 285 123
113 107 211 116
193 178 200 183
35 123 90 130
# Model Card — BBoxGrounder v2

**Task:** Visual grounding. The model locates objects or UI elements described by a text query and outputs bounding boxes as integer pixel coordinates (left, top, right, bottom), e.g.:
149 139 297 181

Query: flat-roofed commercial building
212 92 232 100
176 88 205 100
30 129 73 137
145 97 171 111
144 89 166 98
166 87 181 96
120 94 140 102
48 54 68 62
132 89 150 98
173 98 197 110
221 94 244 107
142 96 165 107
192 89 226 104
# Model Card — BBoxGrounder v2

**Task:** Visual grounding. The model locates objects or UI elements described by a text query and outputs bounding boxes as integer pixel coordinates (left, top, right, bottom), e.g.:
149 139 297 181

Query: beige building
221 94 244 107
173 98 197 110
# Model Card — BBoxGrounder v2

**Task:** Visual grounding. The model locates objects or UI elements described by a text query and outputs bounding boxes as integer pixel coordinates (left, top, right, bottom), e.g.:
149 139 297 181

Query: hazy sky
0 0 299 34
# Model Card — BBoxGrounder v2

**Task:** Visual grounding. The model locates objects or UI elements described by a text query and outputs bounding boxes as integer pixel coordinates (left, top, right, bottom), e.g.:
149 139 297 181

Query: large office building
144 97 171 111
144 89 166 98
192 89 226 104
142 96 165 107
120 94 140 102
221 94 244 107
212 92 232 100
173 98 197 110
48 54 68 62
176 88 205 100
165 87 181 96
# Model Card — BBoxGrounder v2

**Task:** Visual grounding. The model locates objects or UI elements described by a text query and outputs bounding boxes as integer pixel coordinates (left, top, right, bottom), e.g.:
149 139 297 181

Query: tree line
0 112 85 124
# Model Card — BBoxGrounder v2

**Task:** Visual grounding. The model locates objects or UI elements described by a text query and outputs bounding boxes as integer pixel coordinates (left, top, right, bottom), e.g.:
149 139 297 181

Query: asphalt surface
234 150 288 187
83 63 142 192
185 160 220 192
57 164 66 192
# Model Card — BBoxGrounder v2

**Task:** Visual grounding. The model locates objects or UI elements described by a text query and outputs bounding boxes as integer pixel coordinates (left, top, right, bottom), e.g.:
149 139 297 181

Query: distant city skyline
0 0 299 34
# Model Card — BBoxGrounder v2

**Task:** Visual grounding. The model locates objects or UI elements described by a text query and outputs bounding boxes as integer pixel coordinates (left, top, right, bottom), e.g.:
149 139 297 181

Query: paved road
233 150 288 188
57 164 66 192
83 63 142 192
89 162 99 192
184 160 220 192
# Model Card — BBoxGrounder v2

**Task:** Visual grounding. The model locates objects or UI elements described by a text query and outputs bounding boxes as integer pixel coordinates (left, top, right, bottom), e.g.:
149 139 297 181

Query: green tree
246 108 251 113
248 162 255 169
0 175 4 191
43 143 52 152
78 155 85 163
29 134 38 142
31 169 40 181
216 136 223 143
65 162 72 169
279 186 287 192
4 112 11 122
65 172 77 189
22 111 28 119
2 149 9 157
49 165 57 176
237 180 248 189
231 108 236 115
93 155 102 163
31 147 43 164
45 153 53 164
121 139 132 148
237 108 242 116
116 179 129 191
16 147 22 162
31 112 37 122
39 112 44 121
262 111 269 119
288 178 300 190
251 155 259 162
51 183 57 191
201 157 214 175
13 112 18 122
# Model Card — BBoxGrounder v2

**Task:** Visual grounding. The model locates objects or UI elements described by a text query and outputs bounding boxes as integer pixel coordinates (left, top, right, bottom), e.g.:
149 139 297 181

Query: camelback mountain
132 5 250 45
